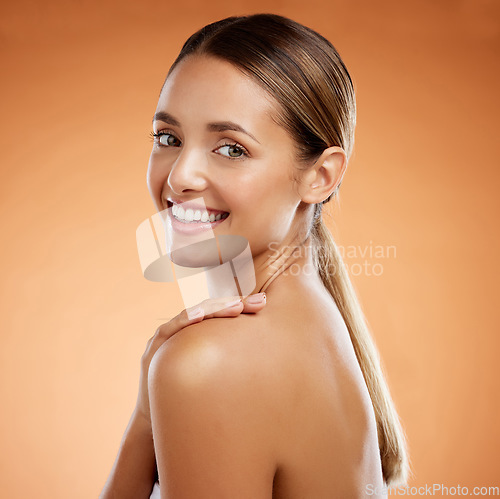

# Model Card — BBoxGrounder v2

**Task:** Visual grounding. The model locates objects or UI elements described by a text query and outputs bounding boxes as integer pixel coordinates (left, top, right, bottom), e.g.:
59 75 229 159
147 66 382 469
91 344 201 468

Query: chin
169 238 221 268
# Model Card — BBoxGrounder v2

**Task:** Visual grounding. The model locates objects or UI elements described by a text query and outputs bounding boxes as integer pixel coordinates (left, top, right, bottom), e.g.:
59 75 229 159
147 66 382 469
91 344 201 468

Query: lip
167 207 230 235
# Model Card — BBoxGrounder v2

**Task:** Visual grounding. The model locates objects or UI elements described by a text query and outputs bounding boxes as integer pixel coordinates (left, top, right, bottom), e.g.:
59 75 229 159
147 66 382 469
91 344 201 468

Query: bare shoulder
148 305 309 412
149 313 279 385
147 316 282 497
148 314 280 420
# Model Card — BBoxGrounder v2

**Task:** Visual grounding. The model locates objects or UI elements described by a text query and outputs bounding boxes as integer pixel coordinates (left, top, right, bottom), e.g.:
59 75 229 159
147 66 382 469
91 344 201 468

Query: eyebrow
152 111 260 144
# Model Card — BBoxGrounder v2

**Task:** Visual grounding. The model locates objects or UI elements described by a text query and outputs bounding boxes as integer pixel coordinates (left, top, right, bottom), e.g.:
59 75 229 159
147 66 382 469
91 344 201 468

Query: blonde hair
311 213 409 486
167 13 410 486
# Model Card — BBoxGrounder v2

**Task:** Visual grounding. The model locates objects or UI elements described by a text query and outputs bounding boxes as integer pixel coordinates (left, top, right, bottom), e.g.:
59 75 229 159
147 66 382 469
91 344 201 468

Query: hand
134 293 267 425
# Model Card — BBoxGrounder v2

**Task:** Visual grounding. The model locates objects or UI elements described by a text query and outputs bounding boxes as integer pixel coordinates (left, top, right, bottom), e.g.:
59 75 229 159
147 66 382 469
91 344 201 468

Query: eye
216 143 248 159
160 133 181 147
150 131 181 147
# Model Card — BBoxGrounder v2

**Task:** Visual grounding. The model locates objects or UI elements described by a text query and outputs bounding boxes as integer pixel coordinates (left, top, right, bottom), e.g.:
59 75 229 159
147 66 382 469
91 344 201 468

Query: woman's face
147 55 307 260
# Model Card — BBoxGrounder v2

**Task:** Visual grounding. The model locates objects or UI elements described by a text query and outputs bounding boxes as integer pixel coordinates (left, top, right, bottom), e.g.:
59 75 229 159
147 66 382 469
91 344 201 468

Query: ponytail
311 214 410 487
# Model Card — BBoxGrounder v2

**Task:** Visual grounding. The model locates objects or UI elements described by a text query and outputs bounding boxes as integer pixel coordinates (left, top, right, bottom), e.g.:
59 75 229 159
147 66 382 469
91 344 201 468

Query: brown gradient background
1 0 499 497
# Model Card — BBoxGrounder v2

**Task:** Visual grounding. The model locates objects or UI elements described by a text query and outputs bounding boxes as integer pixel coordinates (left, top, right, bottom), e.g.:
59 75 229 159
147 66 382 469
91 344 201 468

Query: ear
298 146 347 204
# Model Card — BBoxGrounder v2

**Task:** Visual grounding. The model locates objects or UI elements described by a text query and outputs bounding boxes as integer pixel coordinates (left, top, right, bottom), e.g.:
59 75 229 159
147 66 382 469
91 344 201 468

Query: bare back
151 270 386 498
250 272 386 498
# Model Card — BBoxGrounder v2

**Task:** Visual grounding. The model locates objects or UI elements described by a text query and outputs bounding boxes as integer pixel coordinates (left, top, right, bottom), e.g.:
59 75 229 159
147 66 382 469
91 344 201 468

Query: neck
252 234 316 294
201 222 319 299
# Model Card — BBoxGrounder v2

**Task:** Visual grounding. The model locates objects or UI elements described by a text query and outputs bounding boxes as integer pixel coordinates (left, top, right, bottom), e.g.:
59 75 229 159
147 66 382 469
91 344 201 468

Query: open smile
172 204 230 223
166 201 230 234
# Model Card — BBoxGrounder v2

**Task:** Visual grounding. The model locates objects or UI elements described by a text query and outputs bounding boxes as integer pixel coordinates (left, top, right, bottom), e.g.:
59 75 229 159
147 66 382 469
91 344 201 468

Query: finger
203 293 267 318
152 293 267 344
200 297 244 319
153 296 242 341
241 292 267 313
153 305 206 343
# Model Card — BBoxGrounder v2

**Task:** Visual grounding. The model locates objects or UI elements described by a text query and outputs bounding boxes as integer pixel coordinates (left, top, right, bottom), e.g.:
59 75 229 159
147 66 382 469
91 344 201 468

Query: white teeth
176 205 185 219
171 204 228 224
185 209 194 222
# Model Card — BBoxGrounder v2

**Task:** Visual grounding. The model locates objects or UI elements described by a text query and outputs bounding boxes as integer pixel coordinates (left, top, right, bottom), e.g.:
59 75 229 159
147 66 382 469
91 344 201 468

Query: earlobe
300 146 347 204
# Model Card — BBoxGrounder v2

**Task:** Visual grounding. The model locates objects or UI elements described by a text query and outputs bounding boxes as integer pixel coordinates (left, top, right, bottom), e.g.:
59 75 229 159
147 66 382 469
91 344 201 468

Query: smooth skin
147 272 384 499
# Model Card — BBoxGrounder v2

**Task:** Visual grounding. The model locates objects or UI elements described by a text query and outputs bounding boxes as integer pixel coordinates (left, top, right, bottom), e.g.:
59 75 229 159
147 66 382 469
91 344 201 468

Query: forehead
156 55 279 128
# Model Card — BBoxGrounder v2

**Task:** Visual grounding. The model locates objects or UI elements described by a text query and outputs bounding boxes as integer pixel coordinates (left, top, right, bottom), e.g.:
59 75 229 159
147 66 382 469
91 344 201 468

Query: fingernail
226 299 243 308
246 292 266 304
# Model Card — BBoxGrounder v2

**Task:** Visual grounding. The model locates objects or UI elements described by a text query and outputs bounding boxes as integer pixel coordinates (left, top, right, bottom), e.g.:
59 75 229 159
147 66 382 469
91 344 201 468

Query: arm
148 319 279 498
99 409 157 499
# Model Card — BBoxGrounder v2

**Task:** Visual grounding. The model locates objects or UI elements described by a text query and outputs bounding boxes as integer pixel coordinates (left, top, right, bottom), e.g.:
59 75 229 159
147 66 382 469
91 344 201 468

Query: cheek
229 164 295 211
227 179 296 238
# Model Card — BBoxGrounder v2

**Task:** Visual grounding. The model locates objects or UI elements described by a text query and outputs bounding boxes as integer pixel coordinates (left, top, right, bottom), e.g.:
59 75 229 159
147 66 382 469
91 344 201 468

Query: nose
166 147 209 197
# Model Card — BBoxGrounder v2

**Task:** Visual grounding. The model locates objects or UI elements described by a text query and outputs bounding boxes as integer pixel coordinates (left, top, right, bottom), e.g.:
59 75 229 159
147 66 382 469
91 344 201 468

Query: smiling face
147 55 309 261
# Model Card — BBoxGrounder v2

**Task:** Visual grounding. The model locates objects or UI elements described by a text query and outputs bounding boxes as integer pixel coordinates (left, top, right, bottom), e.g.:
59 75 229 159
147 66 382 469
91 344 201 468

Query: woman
101 13 409 498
